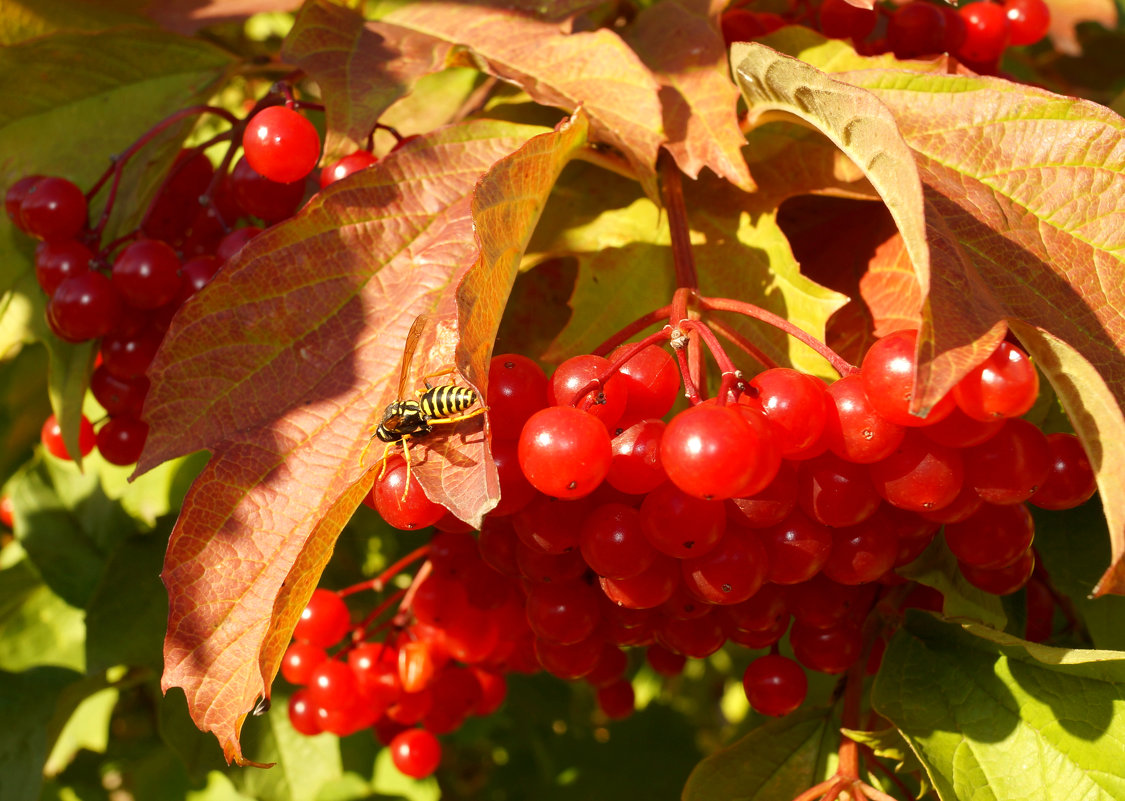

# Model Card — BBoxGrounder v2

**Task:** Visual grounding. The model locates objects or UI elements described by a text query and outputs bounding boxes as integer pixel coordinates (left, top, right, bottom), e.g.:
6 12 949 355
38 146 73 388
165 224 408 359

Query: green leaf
873 613 1125 801
529 161 846 375
0 558 85 672
0 665 82 801
43 684 118 776
896 535 1008 630
1031 500 1125 651
8 457 135 607
84 532 169 673
0 0 149 45
157 688 228 780
233 690 346 801
0 344 50 488
682 707 836 800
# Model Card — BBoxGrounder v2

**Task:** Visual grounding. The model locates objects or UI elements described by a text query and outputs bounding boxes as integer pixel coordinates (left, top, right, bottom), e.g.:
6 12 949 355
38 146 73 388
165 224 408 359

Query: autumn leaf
282 0 453 162
147 120 549 764
382 1 664 184
626 0 754 190
842 70 1125 593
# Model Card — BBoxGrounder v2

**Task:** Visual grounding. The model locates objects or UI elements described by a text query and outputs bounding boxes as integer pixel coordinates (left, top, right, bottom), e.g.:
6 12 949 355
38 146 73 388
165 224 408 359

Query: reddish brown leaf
383 1 663 183
148 121 549 762
627 0 754 189
281 1 453 161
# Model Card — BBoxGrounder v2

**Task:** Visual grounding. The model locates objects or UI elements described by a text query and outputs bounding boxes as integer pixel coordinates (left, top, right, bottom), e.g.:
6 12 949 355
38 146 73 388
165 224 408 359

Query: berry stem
592 304 672 357
699 295 858 377
573 145 638 181
338 544 430 597
85 105 238 239
791 778 840 801
352 587 408 640
660 151 698 290
679 319 745 404
1031 551 1088 639
860 748 918 801
705 314 780 372
569 327 674 407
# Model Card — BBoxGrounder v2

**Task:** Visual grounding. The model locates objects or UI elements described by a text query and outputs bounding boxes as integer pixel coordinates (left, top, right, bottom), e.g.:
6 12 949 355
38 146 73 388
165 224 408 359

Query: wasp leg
420 366 457 389
424 406 489 426
398 436 414 502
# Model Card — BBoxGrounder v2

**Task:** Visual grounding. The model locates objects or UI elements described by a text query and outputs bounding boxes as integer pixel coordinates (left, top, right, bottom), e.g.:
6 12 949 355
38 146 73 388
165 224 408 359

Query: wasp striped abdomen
420 385 477 419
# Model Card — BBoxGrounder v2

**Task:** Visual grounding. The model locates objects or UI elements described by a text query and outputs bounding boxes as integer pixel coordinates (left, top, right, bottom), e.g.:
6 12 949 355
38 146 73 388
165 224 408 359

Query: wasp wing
397 313 431 400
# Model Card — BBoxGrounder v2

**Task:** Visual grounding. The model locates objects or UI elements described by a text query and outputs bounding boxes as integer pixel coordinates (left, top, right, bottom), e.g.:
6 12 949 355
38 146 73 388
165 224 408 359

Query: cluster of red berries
8 102 384 466
722 0 1050 71
339 325 1095 754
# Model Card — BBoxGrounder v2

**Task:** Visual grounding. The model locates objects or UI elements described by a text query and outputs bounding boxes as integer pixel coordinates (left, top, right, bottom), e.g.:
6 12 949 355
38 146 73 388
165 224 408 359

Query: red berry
640 481 726 559
597 679 635 719
606 419 667 495
823 374 906 463
861 329 956 427
797 451 882 528
945 502 1034 569
957 1 1010 65
518 406 612 499
820 513 899 585
47 271 122 342
216 226 262 262
19 176 87 241
680 526 769 605
959 547 1035 595
1004 0 1050 44
549 354 629 432
5 175 45 229
112 239 182 310
229 156 307 224
599 554 680 609
370 455 446 530
99 325 163 379
487 353 549 440
757 508 833 585
243 106 321 184
34 240 92 296
607 343 679 428
661 404 762 501
888 1 949 58
790 621 862 674
319 150 378 188
281 641 328 685
819 0 878 42
742 654 807 717
750 368 830 459
1030 433 1097 510
95 416 148 466
953 341 1039 421
0 495 13 529
525 579 601 644
41 413 96 460
580 502 656 579
288 689 322 735
293 588 350 648
964 418 1050 504
868 432 965 513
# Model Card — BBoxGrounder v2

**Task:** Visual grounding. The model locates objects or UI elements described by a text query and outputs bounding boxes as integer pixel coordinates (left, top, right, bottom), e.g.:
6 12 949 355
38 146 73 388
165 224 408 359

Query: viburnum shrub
4 1 1123 800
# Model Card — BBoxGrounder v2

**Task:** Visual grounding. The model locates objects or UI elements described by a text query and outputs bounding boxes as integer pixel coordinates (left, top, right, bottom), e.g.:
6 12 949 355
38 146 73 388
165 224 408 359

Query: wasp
363 315 486 497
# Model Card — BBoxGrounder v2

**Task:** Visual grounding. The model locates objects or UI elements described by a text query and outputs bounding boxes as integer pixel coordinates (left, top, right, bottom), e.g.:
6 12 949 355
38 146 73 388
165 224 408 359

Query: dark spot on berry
567 480 577 490
684 541 695 549
721 583 732 593
504 360 515 369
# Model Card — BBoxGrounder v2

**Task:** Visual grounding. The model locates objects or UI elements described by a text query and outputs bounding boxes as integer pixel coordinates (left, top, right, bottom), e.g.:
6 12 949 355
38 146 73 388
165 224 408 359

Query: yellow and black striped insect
363 315 486 497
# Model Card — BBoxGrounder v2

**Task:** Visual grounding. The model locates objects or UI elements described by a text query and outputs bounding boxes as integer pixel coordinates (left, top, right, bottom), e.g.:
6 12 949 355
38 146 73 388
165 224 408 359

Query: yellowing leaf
383 2 663 183
148 120 548 764
627 0 753 189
